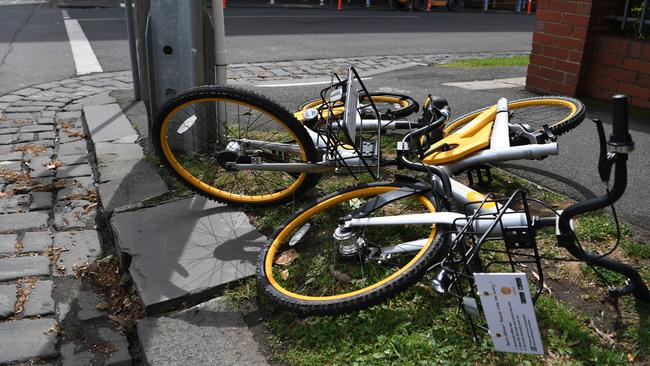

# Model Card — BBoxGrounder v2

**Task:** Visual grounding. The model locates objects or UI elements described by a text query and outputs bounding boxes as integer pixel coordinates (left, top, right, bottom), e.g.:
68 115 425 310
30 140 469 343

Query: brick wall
585 36 650 109
525 0 650 109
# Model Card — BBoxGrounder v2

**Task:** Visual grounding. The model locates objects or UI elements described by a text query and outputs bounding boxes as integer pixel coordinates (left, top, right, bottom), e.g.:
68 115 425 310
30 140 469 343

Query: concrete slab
97 160 167 213
0 284 16 318
93 142 144 164
83 104 138 143
111 196 265 314
137 297 269 366
53 230 102 277
0 318 58 363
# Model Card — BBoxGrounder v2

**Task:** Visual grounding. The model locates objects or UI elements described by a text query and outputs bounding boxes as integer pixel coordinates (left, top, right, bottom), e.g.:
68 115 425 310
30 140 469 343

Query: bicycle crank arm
225 162 334 173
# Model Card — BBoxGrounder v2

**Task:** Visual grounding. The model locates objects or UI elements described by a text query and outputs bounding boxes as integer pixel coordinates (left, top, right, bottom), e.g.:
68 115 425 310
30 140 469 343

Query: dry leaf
330 267 351 283
280 269 289 280
274 249 299 266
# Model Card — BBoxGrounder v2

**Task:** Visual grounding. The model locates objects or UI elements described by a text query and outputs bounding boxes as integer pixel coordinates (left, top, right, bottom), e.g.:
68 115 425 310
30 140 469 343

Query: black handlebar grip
610 94 632 146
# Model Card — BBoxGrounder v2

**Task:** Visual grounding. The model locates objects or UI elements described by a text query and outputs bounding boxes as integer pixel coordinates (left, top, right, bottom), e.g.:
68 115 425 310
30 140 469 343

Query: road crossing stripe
62 10 103 75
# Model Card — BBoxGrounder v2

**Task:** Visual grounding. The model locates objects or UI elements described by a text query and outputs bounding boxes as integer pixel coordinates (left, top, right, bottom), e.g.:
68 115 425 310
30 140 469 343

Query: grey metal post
124 0 141 100
212 0 227 85
640 0 648 35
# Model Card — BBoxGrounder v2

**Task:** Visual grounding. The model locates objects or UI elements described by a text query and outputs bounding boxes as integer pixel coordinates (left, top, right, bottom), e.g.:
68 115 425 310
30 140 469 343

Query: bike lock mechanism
557 95 649 302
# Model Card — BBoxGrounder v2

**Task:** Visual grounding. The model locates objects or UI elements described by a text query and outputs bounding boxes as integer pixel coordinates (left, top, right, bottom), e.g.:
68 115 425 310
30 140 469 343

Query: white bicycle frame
338 98 567 256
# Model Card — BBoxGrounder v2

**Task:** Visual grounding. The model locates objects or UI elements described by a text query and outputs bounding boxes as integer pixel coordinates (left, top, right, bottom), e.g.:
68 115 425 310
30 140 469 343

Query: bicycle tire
411 0 428 11
153 85 321 207
257 181 444 315
296 93 419 121
443 96 585 137
446 0 463 11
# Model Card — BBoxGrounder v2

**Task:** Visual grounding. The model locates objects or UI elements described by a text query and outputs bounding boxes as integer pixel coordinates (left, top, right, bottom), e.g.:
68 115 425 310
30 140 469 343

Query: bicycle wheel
446 0 463 11
154 86 321 207
443 96 585 137
411 0 428 11
257 181 444 315
295 93 419 121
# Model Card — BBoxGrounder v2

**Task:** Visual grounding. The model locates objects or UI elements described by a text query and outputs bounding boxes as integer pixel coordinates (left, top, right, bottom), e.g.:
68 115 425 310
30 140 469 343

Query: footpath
0 50 637 365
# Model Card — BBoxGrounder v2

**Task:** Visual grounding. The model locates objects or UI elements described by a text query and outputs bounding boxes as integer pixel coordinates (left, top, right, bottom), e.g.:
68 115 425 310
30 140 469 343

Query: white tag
474 273 544 355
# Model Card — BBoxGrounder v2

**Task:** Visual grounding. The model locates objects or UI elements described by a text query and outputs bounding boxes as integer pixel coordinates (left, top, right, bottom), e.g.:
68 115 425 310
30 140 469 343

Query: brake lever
593 118 614 182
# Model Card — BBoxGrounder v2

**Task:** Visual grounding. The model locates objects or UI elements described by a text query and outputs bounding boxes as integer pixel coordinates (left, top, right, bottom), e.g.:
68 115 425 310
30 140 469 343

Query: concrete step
137 296 269 365
111 195 266 315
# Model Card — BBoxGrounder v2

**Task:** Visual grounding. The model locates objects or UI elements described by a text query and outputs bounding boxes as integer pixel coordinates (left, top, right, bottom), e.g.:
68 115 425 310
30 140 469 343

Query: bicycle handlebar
557 95 649 301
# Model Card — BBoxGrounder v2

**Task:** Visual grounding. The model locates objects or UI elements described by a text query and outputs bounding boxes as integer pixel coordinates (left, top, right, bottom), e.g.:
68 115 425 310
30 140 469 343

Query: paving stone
30 191 54 211
0 160 22 172
36 117 55 125
55 111 82 121
53 279 107 323
58 154 87 166
13 87 41 97
56 177 95 199
2 112 32 121
53 200 97 231
0 134 18 145
20 124 53 133
0 127 19 135
97 160 167 213
28 156 55 179
7 106 45 113
0 256 50 281
0 95 21 103
39 131 56 140
21 231 52 252
41 111 56 118
94 142 143 163
0 211 49 233
56 164 93 179
0 234 17 255
73 92 116 106
83 104 138 143
22 280 54 316
57 140 87 156
112 196 265 313
0 318 58 363
53 230 101 276
0 194 30 213
137 297 269 365
0 284 16 318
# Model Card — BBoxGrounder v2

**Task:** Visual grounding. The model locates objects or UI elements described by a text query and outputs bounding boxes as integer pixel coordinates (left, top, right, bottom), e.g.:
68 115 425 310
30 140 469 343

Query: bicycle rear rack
313 67 382 180
437 189 546 342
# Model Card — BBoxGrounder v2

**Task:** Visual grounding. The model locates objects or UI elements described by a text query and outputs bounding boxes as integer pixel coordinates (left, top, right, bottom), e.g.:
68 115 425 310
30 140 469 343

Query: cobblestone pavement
0 71 133 364
227 51 529 83
0 51 527 363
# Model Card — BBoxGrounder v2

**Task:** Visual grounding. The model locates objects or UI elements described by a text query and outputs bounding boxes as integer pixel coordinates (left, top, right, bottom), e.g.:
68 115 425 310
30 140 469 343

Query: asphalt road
0 3 534 94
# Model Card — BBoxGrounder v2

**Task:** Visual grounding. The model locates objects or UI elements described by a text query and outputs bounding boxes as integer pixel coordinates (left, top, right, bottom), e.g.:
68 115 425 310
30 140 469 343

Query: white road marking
62 10 103 75
443 77 526 90
226 15 420 18
0 0 47 5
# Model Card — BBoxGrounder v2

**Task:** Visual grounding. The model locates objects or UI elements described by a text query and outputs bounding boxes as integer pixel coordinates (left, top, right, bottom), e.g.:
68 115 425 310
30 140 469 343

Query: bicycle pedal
467 166 493 186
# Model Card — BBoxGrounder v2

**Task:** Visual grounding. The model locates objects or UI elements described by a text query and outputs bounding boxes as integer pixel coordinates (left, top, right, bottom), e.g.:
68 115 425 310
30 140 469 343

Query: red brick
572 27 588 40
547 80 577 96
545 22 573 37
589 63 609 78
547 0 577 13
622 59 639 72
525 75 549 91
617 39 631 56
576 3 592 14
629 97 650 110
544 45 570 60
589 75 618 91
535 21 546 32
638 74 650 88
532 32 557 46
586 86 615 101
562 13 590 27
531 42 544 55
564 73 579 87
643 44 650 59
619 83 650 99
638 60 650 75
556 37 585 51
629 41 643 59
555 59 582 74
537 10 562 23
593 52 623 67
540 66 566 82
606 67 637 84
530 54 556 68
568 51 584 63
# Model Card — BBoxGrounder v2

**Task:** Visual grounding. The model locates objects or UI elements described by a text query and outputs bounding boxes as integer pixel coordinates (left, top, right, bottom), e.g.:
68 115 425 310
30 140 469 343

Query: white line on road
62 10 103 75
226 15 420 18
442 77 526 90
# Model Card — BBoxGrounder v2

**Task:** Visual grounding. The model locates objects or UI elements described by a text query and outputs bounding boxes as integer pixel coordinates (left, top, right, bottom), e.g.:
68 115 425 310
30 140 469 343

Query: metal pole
212 0 227 85
640 0 648 35
124 0 141 100
622 0 630 31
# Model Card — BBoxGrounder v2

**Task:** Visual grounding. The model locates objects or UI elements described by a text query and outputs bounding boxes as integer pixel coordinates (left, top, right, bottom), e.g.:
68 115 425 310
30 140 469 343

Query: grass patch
226 164 650 364
438 55 530 68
